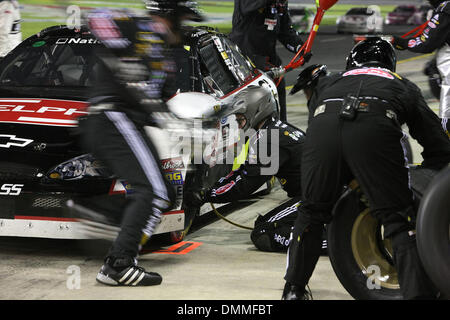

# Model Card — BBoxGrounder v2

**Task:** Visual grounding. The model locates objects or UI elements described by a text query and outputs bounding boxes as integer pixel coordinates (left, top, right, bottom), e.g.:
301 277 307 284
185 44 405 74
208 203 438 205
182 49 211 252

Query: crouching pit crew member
184 85 306 252
283 38 450 300
77 0 204 286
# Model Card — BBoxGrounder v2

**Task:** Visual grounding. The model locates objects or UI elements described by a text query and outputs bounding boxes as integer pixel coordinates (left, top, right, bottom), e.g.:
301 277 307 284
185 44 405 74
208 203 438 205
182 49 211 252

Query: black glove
391 36 408 51
183 188 208 208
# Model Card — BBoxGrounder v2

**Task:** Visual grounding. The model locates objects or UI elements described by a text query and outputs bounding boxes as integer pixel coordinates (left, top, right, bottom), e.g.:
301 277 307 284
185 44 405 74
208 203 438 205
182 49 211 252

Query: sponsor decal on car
108 180 133 195
165 171 184 185
0 135 33 148
0 184 23 196
161 157 184 172
0 99 88 127
56 38 100 45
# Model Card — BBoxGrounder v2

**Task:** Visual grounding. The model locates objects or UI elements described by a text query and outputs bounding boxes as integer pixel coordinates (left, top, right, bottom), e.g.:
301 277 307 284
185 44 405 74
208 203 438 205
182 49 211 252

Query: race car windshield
0 40 98 87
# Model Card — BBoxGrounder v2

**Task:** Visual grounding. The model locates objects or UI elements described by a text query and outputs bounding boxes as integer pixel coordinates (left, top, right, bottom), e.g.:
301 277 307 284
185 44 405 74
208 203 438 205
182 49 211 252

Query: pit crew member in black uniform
392 0 450 135
0 0 21 58
230 0 306 122
283 38 450 300
184 85 306 252
80 0 204 286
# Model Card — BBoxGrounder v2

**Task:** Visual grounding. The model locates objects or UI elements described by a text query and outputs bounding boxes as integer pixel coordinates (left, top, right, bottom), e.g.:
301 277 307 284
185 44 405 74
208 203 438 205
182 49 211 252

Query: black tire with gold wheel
327 185 403 300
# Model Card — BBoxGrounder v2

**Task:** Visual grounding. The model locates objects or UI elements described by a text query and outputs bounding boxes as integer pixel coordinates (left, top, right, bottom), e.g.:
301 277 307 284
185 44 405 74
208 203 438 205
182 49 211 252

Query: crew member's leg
251 197 301 252
283 114 350 299
101 110 174 258
82 110 174 285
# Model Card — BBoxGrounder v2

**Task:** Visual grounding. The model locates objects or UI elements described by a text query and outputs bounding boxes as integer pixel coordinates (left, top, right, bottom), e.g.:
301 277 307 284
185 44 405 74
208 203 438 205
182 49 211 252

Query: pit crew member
283 38 450 300
79 0 204 286
392 0 450 135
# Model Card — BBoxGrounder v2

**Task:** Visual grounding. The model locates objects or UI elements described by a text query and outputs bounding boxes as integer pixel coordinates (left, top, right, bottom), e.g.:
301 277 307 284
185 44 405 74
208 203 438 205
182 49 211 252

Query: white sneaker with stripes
96 259 162 286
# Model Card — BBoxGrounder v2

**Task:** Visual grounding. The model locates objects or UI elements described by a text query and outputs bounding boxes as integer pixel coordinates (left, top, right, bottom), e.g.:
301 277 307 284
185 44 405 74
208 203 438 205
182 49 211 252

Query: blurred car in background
412 3 434 24
336 6 384 34
289 6 314 34
385 5 418 25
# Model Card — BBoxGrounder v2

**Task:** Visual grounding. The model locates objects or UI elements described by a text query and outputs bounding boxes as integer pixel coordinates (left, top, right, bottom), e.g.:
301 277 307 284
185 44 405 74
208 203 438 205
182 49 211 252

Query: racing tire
327 188 403 300
416 167 450 297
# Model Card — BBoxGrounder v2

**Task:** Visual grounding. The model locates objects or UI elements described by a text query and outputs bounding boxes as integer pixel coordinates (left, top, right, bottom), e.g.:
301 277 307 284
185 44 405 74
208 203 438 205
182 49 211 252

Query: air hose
210 203 254 230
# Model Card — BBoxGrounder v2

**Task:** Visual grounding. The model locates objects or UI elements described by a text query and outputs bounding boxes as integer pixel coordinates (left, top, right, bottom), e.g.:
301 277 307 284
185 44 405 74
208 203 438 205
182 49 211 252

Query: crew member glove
391 36 408 50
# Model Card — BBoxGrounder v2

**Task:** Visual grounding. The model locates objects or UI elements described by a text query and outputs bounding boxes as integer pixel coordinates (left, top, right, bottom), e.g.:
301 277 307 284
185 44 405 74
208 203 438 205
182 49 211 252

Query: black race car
0 25 278 241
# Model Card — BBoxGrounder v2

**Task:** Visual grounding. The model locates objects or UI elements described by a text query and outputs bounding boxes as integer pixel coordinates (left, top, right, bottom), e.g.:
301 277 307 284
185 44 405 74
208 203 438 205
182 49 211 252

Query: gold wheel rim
351 208 400 289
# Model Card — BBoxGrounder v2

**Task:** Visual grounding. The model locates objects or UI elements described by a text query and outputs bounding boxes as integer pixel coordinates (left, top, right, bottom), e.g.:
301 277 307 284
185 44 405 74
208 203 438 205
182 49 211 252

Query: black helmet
226 86 277 132
290 64 328 95
145 0 205 22
346 37 397 72
428 0 444 8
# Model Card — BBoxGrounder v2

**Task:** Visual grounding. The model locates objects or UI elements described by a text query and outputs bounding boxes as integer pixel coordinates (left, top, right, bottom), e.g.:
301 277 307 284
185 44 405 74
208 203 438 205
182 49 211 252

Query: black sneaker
96 257 162 286
281 282 313 300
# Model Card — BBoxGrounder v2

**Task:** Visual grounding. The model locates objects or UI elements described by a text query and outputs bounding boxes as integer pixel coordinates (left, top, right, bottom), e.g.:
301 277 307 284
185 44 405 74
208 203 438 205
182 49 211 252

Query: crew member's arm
205 142 291 203
87 10 170 110
204 166 272 203
392 6 450 53
277 2 304 54
0 1 14 57
404 79 450 169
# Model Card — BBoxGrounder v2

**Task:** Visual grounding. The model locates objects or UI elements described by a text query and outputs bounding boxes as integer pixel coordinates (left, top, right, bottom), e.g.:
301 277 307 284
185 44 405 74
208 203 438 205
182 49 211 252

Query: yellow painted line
397 53 435 64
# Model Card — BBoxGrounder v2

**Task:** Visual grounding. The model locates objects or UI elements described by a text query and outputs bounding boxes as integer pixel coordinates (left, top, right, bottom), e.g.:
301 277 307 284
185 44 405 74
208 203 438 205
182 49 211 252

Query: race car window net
198 36 256 97
199 41 237 96
0 42 97 87
219 37 255 83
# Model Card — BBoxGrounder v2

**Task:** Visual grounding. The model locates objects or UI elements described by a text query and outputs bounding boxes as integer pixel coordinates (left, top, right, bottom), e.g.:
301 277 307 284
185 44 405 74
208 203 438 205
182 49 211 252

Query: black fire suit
203 117 305 251
230 0 304 121
285 66 450 299
392 1 450 133
80 9 176 260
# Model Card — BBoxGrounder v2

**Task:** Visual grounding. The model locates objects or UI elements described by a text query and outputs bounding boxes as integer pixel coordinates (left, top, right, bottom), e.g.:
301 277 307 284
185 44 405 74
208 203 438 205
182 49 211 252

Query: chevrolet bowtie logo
0 135 34 148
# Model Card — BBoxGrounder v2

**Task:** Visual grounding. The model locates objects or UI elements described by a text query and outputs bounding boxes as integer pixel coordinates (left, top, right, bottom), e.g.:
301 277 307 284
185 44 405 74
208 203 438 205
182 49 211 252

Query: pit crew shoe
281 282 313 300
96 257 162 286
